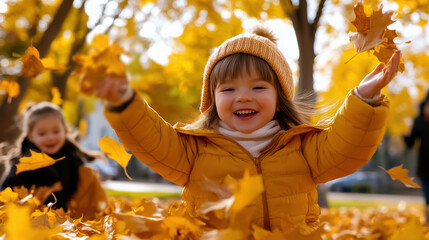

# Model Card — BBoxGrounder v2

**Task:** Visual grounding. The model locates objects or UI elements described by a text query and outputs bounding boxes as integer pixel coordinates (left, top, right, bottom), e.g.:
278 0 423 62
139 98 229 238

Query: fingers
94 77 129 103
383 50 401 83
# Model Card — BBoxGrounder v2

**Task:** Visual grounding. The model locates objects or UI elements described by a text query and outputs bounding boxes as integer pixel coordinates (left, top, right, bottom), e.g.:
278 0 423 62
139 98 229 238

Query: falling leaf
20 46 45 78
51 87 63 105
0 80 20 103
229 170 264 214
16 150 65 174
98 136 133 180
19 46 65 78
379 165 421 188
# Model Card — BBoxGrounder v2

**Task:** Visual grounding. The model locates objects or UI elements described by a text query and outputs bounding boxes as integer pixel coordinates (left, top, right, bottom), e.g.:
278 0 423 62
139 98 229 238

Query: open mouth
234 110 257 118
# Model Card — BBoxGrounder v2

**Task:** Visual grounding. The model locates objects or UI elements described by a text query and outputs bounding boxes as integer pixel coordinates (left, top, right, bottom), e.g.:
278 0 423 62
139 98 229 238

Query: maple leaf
51 87 63 105
4 204 62 240
389 217 427 240
229 170 264 214
163 215 205 238
0 80 20 103
16 150 65 174
349 2 395 53
98 136 133 180
0 187 19 203
379 165 421 188
19 46 65 78
348 2 405 72
73 34 127 95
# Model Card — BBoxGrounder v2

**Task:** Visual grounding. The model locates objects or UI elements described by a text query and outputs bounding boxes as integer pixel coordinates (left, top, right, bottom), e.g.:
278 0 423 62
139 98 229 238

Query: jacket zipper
254 157 271 230
212 134 285 231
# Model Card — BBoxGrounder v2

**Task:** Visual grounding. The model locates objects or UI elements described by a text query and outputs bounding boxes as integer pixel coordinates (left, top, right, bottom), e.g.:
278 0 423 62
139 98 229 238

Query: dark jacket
404 95 429 179
2 138 83 210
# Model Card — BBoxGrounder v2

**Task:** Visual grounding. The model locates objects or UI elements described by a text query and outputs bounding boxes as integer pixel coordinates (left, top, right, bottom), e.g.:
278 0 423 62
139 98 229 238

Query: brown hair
193 53 313 130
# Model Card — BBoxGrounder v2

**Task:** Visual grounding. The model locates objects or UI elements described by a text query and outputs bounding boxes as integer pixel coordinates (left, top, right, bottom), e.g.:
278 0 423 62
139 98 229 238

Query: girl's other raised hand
356 50 401 99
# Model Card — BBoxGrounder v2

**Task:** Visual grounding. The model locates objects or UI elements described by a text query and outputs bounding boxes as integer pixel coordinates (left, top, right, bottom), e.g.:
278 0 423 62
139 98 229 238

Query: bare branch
311 0 327 40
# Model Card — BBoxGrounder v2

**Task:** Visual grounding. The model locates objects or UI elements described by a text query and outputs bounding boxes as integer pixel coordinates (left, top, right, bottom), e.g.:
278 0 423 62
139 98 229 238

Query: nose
236 90 253 102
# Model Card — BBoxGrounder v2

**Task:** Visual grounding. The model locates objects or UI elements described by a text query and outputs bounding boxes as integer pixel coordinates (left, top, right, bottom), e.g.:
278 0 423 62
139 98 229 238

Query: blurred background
0 0 428 201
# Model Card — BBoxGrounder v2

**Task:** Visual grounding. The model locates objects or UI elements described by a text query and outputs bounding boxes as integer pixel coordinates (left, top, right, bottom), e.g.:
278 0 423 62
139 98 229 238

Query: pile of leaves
0 180 429 240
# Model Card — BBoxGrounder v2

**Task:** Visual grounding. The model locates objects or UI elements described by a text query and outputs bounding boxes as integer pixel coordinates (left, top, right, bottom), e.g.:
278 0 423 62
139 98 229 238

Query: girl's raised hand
93 76 130 105
356 50 401 99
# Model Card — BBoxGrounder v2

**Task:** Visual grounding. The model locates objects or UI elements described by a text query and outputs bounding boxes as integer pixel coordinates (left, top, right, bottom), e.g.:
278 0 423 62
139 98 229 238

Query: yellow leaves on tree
19 46 66 78
380 165 421 188
98 136 133 180
16 150 65 174
349 2 405 72
73 34 127 95
0 80 20 103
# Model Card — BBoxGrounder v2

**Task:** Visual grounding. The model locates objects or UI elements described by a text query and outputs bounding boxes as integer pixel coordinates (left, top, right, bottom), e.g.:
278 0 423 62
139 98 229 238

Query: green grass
107 190 181 199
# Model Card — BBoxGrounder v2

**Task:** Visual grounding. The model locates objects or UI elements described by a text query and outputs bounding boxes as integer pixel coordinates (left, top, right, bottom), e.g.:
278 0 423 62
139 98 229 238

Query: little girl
2 102 107 218
92 26 400 231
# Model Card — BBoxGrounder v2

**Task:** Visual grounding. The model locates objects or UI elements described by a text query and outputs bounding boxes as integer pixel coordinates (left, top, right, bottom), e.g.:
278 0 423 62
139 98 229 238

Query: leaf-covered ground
1 185 428 240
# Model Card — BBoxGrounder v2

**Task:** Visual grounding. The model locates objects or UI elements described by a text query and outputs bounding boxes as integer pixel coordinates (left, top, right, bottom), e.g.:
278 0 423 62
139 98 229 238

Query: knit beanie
200 26 294 113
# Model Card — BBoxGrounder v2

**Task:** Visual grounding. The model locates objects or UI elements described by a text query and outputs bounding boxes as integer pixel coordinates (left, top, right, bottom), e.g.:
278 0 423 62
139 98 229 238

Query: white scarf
217 120 282 158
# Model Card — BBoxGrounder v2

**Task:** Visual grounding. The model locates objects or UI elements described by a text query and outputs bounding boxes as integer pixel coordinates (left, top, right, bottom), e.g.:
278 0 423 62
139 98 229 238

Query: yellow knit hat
200 27 294 113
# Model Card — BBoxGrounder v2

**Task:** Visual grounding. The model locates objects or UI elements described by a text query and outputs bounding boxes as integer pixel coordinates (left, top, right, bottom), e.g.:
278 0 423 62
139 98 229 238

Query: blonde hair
193 53 313 130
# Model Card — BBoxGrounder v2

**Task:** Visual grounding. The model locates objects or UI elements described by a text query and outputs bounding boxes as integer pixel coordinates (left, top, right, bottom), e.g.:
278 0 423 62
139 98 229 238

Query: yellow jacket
104 90 389 230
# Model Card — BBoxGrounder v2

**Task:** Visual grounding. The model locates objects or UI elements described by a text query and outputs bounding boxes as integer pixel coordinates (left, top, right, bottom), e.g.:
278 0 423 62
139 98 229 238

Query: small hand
93 76 130 104
356 50 401 99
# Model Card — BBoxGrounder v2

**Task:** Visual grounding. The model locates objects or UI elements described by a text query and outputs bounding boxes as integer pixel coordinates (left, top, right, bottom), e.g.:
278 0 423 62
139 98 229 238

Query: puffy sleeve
302 89 390 184
103 93 199 187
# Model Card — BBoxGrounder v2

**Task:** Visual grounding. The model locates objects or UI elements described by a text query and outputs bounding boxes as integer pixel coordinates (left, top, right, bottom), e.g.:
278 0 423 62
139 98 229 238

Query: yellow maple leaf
4 204 62 240
20 46 65 78
0 80 20 103
163 216 204 238
98 136 133 180
229 170 264 214
0 187 19 203
16 150 65 174
74 34 127 95
51 87 63 105
389 217 427 240
379 165 421 188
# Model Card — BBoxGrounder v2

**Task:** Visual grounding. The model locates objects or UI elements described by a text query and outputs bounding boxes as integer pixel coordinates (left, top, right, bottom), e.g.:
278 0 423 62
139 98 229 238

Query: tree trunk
0 0 74 144
281 0 326 100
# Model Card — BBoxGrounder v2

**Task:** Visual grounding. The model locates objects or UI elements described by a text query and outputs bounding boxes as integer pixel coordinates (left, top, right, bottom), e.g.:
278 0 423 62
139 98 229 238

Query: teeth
235 110 256 115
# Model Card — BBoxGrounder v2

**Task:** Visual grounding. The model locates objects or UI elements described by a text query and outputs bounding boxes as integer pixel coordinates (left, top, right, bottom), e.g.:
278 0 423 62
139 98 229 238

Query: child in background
90 26 400 231
1 101 107 218
404 92 429 222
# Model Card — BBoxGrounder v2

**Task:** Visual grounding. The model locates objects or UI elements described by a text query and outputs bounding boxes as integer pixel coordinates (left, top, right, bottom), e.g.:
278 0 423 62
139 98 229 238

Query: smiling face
27 113 66 155
214 68 277 134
